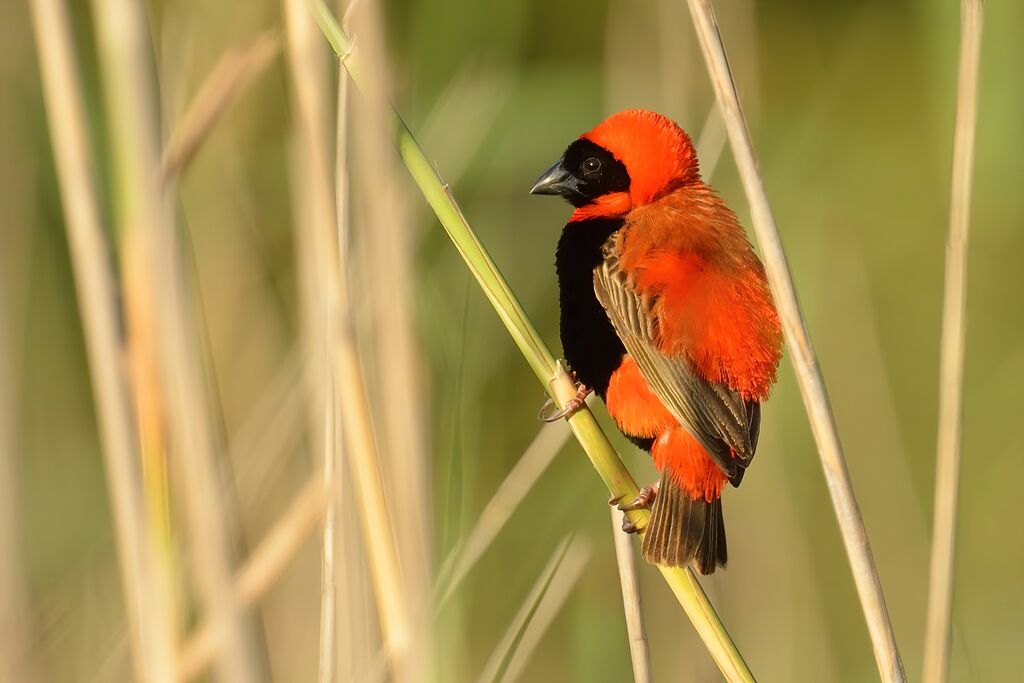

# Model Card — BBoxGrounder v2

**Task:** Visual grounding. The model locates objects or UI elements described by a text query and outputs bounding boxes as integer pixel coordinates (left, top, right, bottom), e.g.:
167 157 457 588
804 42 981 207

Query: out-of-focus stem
611 509 653 683
179 477 330 681
284 0 413 677
38 0 177 678
923 2 984 682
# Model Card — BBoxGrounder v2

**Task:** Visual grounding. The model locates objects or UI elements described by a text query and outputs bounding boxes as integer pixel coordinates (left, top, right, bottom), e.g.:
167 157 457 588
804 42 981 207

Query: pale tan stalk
89 10 180 673
611 509 653 683
162 31 281 180
923 2 984 682
179 477 330 681
283 2 338 679
346 3 432 664
334 51 376 683
318 379 339 683
157 227 263 683
33 0 175 679
683 1 905 680
316 39 353 683
92 0 261 677
283 0 412 676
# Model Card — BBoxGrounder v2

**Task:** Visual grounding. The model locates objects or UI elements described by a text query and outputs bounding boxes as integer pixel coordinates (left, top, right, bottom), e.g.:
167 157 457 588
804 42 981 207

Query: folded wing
593 235 760 482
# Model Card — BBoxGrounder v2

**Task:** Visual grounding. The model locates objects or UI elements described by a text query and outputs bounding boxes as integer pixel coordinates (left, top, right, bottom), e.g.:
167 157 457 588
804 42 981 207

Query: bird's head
530 109 699 220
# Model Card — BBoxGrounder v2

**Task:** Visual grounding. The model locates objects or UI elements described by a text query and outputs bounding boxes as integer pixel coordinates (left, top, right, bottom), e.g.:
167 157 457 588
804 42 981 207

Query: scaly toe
617 496 646 512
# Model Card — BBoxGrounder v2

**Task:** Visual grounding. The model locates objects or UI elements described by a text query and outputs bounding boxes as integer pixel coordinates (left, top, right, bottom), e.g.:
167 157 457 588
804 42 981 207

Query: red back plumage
580 109 782 401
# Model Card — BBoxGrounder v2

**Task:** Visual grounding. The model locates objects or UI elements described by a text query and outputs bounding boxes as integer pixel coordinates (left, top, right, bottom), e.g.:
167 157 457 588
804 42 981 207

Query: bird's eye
582 157 601 174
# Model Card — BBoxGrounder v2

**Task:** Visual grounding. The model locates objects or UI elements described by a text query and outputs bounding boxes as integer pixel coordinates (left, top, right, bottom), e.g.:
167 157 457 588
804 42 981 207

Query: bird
530 109 782 574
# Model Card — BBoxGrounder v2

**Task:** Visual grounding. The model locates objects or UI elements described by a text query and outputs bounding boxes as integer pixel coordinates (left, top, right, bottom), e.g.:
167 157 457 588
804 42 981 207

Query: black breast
555 218 626 399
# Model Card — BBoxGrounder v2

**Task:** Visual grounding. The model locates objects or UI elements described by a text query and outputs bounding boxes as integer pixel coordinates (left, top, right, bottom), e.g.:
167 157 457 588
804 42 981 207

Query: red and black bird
531 109 782 574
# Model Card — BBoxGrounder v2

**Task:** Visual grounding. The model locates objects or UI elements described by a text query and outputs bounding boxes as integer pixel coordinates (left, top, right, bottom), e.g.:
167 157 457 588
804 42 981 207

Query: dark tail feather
641 472 727 574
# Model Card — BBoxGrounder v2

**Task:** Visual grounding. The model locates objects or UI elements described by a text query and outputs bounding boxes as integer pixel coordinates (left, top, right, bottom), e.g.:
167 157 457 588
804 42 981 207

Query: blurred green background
2 0 1023 680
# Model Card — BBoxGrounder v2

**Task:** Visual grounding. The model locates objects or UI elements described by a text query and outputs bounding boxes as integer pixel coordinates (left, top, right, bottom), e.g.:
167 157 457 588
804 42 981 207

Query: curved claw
617 482 660 512
537 382 592 422
621 516 645 534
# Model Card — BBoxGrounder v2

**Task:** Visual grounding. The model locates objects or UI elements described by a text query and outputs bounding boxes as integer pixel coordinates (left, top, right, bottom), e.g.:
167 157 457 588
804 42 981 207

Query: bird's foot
537 377 592 422
621 516 645 534
609 493 647 534
617 481 659 512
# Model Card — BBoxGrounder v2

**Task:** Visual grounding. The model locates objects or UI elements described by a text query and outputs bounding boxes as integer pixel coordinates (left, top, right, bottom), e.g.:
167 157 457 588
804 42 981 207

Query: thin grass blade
435 421 571 606
473 535 575 683
501 540 592 683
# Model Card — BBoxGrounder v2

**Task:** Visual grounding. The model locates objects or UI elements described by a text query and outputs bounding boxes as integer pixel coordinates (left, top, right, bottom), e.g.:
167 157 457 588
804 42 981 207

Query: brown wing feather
593 236 756 478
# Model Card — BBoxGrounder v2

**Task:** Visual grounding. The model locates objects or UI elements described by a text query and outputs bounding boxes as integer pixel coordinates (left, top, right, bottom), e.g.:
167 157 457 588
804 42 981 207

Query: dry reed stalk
316 37 353 683
345 3 433 663
178 476 330 681
923 2 984 682
318 378 339 683
683 1 905 680
91 0 261 677
436 421 570 605
165 63 273 170
333 53 377 683
93 356 311 681
283 0 413 677
284 6 340 676
611 509 653 683
156 231 264 683
161 31 282 181
33 0 176 679
91 9 181 676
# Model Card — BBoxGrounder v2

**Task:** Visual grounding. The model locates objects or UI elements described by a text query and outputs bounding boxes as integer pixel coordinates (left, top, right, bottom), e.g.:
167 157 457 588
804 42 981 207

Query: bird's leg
537 374 592 422
617 481 659 512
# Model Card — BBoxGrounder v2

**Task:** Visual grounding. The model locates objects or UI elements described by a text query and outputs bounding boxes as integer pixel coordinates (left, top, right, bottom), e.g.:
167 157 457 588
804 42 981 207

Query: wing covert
592 235 758 478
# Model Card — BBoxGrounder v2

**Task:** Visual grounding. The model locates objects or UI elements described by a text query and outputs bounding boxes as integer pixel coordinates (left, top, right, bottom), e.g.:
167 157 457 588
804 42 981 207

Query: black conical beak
530 157 578 197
